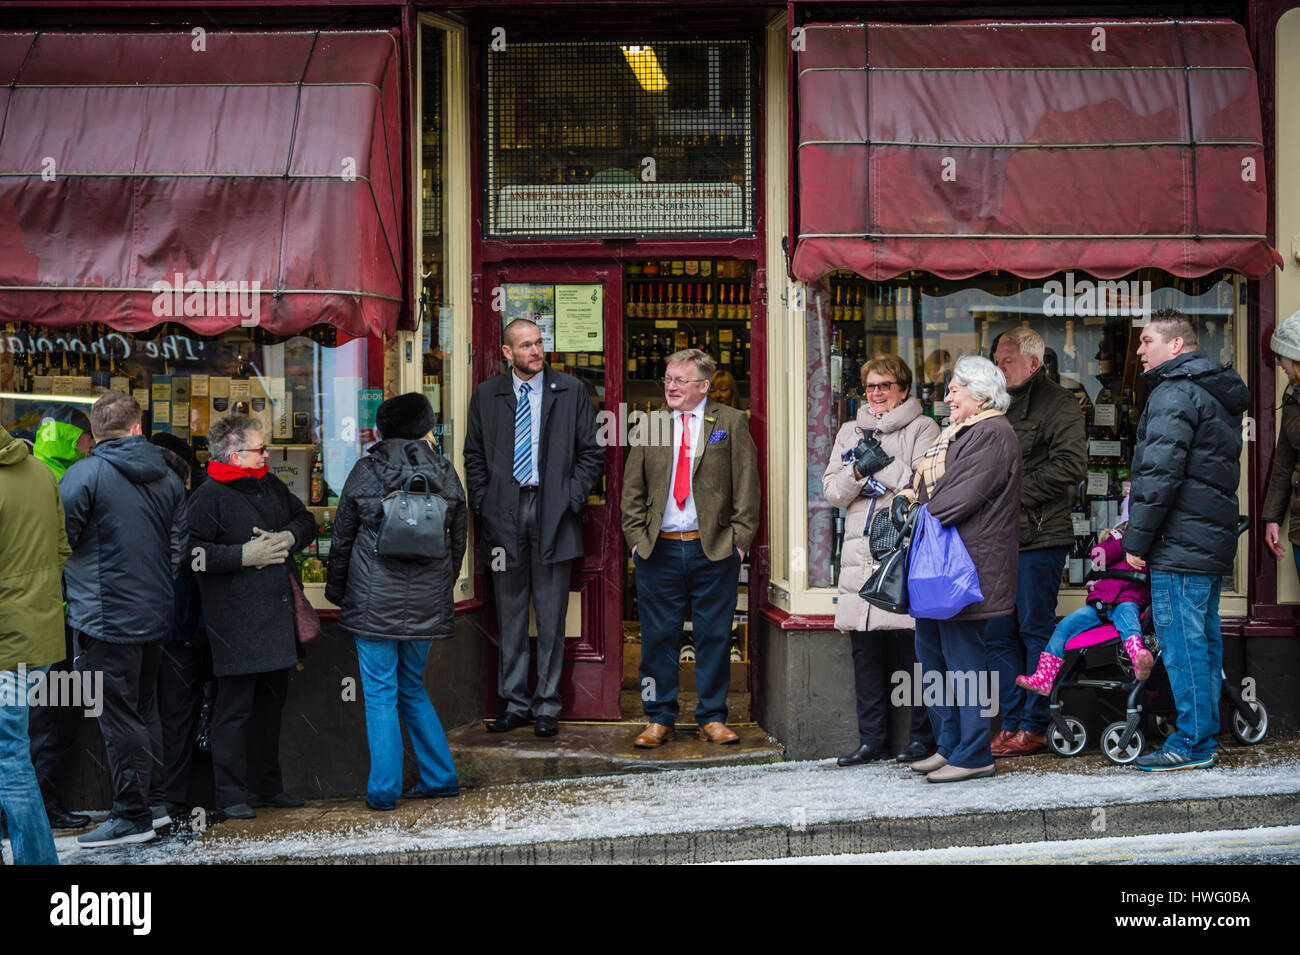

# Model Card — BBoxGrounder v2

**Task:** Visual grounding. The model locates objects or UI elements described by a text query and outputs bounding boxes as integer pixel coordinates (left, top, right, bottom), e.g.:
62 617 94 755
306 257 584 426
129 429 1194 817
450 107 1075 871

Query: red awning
0 30 405 337
793 19 1284 282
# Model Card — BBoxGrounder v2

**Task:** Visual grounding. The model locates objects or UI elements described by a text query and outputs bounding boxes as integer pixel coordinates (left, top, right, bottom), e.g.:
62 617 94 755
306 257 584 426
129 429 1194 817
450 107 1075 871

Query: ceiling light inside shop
621 45 668 92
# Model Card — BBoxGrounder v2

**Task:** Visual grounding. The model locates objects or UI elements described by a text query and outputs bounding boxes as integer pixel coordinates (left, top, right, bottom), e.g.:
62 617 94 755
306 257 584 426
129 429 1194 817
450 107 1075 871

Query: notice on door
503 284 556 351
555 284 603 352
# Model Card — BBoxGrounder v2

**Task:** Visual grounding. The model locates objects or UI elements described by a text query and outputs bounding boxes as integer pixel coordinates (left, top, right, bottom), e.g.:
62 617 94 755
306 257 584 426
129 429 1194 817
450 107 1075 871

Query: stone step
446 721 782 788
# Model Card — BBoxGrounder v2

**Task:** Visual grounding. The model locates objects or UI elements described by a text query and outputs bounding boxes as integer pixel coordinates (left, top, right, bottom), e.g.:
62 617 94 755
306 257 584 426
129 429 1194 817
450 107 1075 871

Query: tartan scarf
911 408 1005 497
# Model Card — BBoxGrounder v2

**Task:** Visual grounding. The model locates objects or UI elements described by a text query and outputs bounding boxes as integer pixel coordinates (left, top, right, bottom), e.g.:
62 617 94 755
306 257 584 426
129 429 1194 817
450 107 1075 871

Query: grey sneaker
1134 750 1219 772
150 805 172 829
76 817 155 848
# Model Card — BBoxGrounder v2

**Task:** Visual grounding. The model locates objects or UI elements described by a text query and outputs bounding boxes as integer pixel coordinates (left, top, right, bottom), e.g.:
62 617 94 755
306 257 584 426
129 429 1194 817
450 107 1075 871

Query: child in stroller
1017 522 1153 695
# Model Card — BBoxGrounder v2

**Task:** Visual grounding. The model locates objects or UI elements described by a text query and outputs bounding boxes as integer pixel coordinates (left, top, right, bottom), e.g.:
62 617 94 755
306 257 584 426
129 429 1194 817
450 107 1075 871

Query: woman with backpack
325 394 466 811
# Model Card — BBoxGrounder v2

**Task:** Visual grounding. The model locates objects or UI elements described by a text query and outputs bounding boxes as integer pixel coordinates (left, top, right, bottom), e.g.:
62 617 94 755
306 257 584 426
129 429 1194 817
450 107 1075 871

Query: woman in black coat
325 394 467 811
187 414 316 818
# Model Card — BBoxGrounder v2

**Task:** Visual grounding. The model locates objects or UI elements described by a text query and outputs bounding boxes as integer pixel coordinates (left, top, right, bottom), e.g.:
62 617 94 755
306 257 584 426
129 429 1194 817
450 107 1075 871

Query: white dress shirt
660 395 708 533
511 368 543 486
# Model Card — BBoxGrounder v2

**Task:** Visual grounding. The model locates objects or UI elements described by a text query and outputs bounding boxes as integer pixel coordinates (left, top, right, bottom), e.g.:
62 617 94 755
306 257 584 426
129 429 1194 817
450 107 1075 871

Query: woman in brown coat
823 355 939 765
906 355 1022 783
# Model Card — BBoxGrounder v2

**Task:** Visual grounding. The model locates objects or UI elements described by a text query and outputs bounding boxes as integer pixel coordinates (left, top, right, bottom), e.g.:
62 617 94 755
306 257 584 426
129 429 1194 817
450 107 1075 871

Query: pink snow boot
1124 635 1154 681
1015 652 1063 697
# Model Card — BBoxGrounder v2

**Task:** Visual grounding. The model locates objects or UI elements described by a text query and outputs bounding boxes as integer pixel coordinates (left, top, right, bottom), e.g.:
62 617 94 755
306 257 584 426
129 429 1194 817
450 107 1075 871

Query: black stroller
1044 516 1269 764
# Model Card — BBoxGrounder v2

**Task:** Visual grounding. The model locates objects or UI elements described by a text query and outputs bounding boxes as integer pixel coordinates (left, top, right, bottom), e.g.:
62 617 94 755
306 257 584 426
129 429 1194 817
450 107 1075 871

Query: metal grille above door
486 39 755 238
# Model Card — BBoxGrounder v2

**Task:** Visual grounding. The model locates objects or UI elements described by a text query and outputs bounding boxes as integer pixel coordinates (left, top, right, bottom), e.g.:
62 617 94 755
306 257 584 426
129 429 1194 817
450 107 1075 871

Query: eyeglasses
663 376 708 387
237 446 268 456
863 381 898 392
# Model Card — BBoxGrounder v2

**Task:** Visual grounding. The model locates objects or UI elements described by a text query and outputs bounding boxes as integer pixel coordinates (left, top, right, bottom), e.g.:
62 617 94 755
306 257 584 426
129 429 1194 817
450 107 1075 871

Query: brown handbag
288 572 321 649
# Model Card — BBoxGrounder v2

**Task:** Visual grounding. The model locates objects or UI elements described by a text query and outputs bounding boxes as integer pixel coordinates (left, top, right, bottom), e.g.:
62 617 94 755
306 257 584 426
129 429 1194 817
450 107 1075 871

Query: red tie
673 412 692 508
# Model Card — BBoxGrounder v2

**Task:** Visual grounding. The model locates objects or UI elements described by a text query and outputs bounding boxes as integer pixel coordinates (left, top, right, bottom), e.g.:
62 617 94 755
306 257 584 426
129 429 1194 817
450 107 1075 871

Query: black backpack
375 471 451 561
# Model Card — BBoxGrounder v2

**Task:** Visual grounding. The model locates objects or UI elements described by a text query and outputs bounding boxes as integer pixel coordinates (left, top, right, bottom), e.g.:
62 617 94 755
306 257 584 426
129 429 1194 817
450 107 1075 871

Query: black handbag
868 507 902 560
375 472 451 560
860 503 919 614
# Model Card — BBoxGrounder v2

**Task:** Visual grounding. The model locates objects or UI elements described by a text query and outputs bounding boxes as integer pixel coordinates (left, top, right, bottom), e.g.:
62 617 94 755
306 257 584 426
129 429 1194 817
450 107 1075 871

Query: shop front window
485 38 754 237
0 322 381 586
806 270 1245 594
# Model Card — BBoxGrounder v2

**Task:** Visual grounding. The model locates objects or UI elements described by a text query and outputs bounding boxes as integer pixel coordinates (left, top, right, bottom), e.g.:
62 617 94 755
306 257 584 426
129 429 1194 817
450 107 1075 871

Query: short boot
1124 635 1154 681
1015 652 1064 697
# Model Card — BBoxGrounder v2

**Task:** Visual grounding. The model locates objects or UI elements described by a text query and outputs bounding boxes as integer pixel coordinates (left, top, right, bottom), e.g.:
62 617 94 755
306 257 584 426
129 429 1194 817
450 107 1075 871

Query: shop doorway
479 262 624 720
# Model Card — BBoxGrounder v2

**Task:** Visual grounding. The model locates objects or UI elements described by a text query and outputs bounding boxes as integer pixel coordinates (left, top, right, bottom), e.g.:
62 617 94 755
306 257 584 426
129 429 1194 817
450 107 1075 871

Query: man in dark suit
465 318 603 737
622 349 760 747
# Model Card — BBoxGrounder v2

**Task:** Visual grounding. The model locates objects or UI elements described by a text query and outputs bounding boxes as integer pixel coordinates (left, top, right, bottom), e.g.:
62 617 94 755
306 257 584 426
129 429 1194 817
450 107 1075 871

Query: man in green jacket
0 424 69 864
988 329 1087 757
29 404 96 830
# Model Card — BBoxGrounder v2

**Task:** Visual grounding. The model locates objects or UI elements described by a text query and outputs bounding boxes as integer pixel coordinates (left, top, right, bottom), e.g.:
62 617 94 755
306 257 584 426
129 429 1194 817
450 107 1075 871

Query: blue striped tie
513 382 532 485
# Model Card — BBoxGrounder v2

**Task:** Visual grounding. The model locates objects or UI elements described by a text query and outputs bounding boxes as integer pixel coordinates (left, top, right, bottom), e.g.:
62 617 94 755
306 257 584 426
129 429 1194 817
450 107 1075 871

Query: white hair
999 327 1045 366
952 355 1011 413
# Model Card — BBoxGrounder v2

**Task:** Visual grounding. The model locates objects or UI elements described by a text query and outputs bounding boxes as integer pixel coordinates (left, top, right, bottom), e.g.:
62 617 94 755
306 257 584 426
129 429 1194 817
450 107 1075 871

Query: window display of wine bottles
623 259 753 408
815 269 1243 592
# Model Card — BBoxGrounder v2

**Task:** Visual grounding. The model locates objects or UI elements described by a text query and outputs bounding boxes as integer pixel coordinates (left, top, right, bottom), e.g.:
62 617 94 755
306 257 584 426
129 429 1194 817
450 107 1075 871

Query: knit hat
376 392 435 440
1271 310 1300 361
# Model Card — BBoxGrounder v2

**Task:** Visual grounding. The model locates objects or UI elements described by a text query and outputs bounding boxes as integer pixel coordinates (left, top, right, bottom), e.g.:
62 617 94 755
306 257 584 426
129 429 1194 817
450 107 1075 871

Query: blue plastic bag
907 504 983 619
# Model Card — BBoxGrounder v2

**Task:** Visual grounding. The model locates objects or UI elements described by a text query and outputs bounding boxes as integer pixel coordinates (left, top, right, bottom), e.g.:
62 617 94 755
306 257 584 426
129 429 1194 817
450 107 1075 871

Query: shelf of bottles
623 259 753 413
816 269 1241 591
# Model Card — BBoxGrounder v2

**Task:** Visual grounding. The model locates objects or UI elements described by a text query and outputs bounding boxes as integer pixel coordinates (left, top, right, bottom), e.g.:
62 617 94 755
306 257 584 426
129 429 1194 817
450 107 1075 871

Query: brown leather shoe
1010 729 1048 755
697 721 740 744
634 723 675 748
989 729 1018 757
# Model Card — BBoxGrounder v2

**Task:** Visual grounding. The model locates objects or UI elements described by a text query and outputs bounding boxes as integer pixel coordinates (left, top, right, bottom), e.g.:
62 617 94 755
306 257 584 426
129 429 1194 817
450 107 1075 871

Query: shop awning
793 19 1284 282
0 30 405 337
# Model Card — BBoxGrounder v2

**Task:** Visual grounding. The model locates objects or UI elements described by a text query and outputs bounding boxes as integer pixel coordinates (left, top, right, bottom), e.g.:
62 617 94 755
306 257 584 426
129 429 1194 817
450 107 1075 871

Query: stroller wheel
1101 721 1145 765
1229 699 1268 745
1047 717 1087 757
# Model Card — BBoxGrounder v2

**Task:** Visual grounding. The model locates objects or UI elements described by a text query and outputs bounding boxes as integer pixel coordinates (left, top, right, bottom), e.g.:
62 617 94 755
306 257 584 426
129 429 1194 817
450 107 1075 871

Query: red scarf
207 461 268 483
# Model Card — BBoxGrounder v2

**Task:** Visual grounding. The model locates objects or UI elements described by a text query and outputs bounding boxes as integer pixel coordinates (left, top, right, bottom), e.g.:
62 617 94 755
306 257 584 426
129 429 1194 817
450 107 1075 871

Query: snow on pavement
166 751 1300 863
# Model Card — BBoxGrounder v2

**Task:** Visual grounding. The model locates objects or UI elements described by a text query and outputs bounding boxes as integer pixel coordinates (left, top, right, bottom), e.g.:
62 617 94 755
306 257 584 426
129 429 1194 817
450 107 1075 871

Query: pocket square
707 429 728 444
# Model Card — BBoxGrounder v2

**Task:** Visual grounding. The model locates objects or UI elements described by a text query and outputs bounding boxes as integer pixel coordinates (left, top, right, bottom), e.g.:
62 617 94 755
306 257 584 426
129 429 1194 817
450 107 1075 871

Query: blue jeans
985 547 1067 734
0 666 58 864
913 618 993 768
354 637 459 808
1045 602 1143 658
1149 571 1223 760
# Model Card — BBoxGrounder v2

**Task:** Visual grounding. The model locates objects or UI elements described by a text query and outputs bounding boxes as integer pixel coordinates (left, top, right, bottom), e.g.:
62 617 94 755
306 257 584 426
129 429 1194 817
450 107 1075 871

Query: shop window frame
772 271 1252 621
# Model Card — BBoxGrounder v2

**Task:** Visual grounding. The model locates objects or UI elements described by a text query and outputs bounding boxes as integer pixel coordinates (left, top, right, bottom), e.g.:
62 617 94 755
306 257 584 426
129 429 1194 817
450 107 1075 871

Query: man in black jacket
61 391 186 846
464 319 603 737
1124 310 1248 772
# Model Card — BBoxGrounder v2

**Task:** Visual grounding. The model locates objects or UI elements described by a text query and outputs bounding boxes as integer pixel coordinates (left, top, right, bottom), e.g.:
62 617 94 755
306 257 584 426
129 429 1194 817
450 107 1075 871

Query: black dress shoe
896 740 937 763
534 716 558 737
836 743 891 767
486 711 531 733
47 807 92 830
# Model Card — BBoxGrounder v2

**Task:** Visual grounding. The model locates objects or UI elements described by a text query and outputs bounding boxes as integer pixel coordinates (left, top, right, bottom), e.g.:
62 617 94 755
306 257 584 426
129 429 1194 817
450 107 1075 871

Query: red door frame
467 13 772 713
